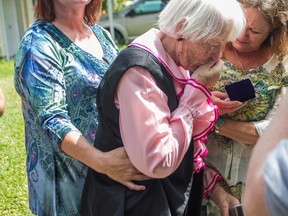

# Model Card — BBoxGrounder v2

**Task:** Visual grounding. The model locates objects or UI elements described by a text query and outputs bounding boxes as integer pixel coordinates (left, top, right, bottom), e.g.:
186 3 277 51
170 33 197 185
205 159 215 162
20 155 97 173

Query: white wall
3 0 20 59
0 0 34 59
0 0 6 58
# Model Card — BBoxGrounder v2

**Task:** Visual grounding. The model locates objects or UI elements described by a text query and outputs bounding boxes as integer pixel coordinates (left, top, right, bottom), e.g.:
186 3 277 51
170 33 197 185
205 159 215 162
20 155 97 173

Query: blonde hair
238 0 288 58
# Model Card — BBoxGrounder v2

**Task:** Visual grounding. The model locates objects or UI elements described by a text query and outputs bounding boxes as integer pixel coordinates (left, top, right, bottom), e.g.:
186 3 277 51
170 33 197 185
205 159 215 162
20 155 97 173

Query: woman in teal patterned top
14 0 147 215
203 0 288 215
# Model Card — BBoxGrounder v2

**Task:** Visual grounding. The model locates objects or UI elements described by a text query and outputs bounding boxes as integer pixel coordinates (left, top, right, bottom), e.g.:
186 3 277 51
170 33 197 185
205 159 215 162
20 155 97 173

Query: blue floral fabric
14 20 119 215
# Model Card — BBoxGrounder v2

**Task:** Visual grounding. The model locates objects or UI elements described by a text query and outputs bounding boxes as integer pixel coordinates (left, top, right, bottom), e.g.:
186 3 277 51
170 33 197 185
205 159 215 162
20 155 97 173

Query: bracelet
214 117 225 133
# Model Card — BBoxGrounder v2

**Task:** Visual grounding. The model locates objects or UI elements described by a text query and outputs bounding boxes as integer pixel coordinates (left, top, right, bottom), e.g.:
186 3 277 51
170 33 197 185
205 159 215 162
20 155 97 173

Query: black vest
80 46 203 216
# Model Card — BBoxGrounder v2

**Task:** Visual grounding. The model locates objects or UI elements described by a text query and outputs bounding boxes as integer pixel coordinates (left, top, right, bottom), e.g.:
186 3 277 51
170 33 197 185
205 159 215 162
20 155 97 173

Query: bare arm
209 183 240 216
211 87 287 145
243 94 288 215
61 131 149 191
217 119 258 145
210 90 258 144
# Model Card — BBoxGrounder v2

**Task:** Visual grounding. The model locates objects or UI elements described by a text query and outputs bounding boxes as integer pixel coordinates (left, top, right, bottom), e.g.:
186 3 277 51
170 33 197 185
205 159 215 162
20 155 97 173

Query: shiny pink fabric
115 29 218 184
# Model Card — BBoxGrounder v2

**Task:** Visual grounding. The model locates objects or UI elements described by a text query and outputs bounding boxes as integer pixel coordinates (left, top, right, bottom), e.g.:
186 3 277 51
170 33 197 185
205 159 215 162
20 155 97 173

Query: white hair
158 0 246 42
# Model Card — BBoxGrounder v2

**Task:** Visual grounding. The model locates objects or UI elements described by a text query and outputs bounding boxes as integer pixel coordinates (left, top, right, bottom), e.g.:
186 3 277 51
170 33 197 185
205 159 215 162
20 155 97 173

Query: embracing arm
14 39 148 191
61 131 148 190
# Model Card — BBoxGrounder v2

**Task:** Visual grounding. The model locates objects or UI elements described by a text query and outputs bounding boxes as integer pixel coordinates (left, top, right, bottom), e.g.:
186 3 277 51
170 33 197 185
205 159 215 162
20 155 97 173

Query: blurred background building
0 0 35 60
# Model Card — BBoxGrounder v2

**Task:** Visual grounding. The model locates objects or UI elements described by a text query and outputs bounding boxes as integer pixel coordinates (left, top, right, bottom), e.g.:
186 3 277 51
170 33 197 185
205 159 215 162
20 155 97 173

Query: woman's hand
211 91 243 115
209 184 240 216
61 131 150 191
102 147 151 191
191 60 223 88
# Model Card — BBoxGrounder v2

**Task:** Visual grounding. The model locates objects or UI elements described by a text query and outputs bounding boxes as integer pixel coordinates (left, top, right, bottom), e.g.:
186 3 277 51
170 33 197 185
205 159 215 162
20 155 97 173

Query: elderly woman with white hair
80 0 245 215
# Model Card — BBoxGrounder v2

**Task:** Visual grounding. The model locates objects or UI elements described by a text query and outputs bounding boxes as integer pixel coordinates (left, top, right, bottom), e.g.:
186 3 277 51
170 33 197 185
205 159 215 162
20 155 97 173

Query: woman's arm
212 87 287 145
15 36 148 191
216 119 258 144
211 90 258 144
61 131 149 191
209 182 240 216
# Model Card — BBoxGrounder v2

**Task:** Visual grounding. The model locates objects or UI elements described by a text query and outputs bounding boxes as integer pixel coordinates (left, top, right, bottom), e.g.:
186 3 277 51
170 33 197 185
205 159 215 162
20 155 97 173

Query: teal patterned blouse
14 20 119 215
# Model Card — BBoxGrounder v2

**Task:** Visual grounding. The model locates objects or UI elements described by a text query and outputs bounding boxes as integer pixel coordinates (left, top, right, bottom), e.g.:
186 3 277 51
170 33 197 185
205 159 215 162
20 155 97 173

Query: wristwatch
214 117 225 133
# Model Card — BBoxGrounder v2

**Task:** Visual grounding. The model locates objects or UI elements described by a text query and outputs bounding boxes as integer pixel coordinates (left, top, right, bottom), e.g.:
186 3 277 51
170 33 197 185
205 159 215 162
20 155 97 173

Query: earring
286 20 288 36
269 34 274 46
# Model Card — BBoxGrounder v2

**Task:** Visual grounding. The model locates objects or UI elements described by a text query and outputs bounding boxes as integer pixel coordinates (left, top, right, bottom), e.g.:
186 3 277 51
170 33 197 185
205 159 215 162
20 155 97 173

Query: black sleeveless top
80 46 203 216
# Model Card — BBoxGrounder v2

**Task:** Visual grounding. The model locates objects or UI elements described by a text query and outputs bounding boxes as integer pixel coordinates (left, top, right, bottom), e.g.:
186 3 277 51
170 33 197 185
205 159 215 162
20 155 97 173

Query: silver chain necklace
233 47 246 72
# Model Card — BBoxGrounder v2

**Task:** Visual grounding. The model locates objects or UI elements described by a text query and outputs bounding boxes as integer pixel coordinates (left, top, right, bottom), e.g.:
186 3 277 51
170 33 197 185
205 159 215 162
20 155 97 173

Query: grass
0 59 33 215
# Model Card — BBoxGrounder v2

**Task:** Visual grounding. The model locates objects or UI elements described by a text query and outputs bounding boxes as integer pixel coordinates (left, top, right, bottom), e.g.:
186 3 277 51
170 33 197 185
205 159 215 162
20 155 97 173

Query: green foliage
102 0 128 13
0 59 33 215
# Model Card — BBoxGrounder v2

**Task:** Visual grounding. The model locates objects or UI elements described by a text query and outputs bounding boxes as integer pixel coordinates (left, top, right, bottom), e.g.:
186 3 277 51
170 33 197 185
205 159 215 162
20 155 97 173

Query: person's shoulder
15 20 61 65
282 55 288 65
261 53 287 70
19 20 59 49
20 20 55 46
90 24 119 50
90 24 112 38
90 24 106 34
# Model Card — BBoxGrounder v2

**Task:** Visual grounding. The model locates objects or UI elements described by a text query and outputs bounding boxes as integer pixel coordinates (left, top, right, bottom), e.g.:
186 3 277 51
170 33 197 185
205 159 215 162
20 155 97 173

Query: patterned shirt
205 54 288 200
14 20 119 215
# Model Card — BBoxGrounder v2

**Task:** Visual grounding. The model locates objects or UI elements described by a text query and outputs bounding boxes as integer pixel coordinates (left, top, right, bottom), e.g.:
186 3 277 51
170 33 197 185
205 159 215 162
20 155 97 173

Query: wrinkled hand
211 91 243 115
210 184 240 216
102 147 150 191
191 60 223 88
